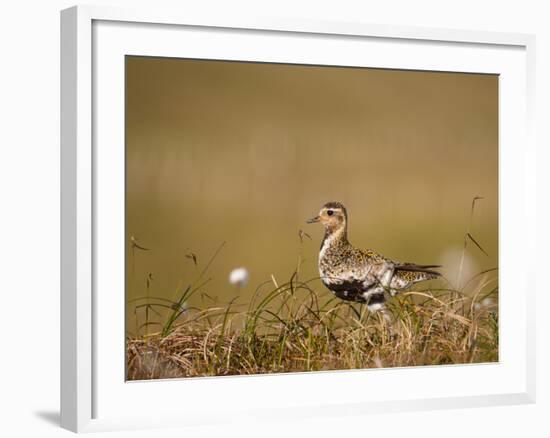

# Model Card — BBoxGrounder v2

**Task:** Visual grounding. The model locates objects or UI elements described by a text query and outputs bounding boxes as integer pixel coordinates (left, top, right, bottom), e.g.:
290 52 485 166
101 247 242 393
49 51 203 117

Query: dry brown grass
126 271 498 380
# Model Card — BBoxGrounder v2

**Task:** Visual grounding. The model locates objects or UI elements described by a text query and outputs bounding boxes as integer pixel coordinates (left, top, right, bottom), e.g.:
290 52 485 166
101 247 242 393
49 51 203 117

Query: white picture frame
60 4 536 433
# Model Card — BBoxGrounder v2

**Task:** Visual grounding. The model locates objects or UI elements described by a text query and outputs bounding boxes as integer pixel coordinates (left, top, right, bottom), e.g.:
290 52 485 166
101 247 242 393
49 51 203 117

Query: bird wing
321 247 380 288
356 248 442 286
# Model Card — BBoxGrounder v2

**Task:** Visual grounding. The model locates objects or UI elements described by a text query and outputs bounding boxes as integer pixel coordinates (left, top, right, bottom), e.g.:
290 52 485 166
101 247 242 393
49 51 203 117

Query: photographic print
125 57 498 380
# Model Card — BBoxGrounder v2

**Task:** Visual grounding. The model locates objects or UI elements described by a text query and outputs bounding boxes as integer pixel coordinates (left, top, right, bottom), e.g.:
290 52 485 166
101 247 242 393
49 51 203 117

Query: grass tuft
126 271 498 380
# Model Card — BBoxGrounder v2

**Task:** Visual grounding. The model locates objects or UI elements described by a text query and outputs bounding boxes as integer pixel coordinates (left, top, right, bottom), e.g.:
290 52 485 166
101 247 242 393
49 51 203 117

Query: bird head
306 201 348 230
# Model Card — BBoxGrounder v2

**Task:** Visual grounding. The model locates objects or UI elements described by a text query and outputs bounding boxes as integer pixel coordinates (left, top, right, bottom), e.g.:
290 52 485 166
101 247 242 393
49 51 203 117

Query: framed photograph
61 5 536 432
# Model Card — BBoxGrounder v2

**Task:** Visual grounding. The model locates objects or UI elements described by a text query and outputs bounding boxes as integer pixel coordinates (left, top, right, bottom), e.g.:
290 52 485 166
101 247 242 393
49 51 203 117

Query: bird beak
306 216 320 224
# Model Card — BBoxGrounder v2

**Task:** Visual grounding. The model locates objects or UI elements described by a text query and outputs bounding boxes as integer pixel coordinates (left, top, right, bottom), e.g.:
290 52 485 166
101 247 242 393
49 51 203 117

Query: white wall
0 0 547 436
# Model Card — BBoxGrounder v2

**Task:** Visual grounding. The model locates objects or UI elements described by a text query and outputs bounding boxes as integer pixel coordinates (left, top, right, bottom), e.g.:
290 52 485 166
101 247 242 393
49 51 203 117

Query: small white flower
229 268 249 288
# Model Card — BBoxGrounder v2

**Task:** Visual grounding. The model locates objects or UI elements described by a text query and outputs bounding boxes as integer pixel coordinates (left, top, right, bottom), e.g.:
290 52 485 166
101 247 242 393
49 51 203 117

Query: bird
306 201 441 315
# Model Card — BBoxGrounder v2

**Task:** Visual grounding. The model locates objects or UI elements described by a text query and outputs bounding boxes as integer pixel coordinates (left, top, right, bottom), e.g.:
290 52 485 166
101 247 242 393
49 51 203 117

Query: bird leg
366 299 395 337
362 264 397 336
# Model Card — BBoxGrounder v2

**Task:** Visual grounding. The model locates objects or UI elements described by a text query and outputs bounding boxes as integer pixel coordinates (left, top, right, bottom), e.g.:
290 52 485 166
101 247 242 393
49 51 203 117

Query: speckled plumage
307 201 441 311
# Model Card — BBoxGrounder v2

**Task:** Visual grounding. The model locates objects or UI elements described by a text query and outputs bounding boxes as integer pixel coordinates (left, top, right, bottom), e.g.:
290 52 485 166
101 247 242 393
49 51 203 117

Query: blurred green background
126 56 498 334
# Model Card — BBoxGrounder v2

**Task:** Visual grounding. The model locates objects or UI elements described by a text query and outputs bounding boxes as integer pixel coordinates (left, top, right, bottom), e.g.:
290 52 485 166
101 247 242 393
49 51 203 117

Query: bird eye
327 210 334 216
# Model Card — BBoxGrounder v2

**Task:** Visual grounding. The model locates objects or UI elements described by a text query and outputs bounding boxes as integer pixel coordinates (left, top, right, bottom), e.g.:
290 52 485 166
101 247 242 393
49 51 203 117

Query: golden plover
306 201 441 313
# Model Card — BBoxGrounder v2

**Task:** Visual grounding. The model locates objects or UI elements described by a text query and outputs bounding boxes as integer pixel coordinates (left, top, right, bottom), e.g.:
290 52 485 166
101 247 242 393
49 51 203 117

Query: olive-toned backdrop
126 56 498 333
